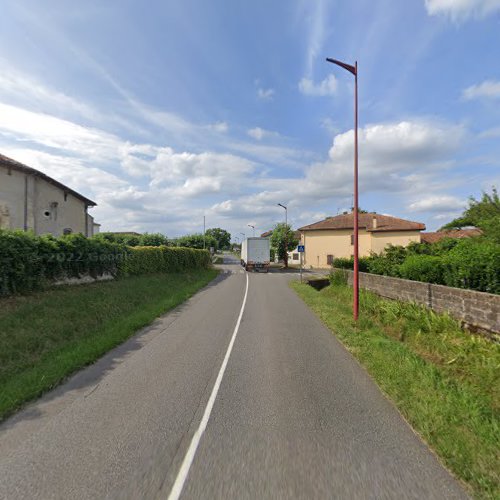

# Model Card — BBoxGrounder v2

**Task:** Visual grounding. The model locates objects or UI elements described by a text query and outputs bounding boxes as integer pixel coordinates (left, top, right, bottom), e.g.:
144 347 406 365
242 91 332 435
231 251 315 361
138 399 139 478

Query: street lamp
326 57 359 321
247 224 255 237
277 203 288 268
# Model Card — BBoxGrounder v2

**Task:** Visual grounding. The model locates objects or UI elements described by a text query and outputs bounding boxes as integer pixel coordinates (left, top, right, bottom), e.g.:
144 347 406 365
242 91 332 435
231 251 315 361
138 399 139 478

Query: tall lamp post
326 57 359 321
277 203 288 268
247 224 255 237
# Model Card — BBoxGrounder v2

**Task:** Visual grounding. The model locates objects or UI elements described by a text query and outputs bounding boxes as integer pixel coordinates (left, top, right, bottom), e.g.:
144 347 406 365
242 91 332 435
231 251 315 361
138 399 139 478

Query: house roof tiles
298 212 425 232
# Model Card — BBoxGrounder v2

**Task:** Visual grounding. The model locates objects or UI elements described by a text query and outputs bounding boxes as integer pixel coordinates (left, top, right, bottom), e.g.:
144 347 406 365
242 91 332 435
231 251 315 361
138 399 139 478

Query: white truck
240 237 270 272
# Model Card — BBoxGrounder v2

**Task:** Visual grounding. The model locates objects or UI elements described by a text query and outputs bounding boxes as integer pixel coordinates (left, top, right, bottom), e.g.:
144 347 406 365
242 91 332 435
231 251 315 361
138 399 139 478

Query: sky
0 0 499 240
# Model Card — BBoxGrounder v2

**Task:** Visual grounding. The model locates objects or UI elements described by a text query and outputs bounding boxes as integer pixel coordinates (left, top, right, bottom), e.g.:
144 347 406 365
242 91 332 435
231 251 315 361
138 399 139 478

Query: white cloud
257 88 275 100
298 74 338 96
407 195 466 212
462 80 500 100
207 121 229 133
425 0 500 20
247 127 279 141
212 120 466 224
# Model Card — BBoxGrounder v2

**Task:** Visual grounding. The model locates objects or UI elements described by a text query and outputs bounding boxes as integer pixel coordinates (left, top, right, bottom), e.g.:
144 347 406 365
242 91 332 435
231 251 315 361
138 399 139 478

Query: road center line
168 271 249 500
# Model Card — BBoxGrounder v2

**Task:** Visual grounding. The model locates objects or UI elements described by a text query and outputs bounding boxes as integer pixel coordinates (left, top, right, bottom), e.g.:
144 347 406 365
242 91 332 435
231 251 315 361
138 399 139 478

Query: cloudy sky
0 0 499 239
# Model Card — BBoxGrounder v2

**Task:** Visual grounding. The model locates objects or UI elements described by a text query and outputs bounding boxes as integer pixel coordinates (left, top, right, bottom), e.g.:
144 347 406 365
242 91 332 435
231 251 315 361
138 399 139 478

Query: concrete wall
0 164 92 236
370 231 421 254
341 269 500 336
301 229 421 268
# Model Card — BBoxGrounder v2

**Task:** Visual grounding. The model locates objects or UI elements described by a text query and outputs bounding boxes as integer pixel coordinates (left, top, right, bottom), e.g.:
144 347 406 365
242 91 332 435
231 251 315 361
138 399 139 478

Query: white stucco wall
0 164 94 236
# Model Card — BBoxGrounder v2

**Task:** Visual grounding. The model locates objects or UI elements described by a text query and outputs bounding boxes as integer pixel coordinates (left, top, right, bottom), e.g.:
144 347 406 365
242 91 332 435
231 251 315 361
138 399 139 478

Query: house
298 212 425 269
420 228 482 244
0 154 98 237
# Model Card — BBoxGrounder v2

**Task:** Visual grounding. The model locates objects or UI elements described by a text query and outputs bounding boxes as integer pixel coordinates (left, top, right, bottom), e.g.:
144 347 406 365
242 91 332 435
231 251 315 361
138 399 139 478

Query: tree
205 228 231 250
440 187 500 243
141 233 169 246
270 223 299 268
174 233 217 250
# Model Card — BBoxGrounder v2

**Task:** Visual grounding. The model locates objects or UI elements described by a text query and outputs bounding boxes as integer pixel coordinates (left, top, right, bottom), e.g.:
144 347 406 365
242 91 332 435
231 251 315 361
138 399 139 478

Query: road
0 254 468 499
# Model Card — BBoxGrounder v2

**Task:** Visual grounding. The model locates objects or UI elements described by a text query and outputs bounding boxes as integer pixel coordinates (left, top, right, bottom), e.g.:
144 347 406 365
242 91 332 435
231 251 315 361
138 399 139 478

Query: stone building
0 153 99 237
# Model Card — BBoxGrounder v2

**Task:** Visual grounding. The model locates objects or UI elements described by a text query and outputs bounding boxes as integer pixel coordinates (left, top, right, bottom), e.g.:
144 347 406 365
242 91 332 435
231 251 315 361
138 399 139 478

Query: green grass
0 270 218 421
291 280 500 499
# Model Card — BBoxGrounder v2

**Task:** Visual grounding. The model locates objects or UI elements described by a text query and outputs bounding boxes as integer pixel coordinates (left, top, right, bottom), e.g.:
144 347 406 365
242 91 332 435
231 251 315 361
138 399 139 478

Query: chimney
372 215 377 229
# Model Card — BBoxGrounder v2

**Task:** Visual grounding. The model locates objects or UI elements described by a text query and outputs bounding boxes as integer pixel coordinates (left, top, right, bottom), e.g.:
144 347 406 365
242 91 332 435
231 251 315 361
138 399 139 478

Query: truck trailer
240 237 270 272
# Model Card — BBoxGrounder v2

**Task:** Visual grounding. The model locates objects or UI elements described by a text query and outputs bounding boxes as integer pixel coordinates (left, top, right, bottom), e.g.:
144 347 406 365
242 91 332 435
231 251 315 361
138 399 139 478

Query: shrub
0 230 128 295
119 246 211 275
332 256 371 272
441 239 500 294
398 255 445 284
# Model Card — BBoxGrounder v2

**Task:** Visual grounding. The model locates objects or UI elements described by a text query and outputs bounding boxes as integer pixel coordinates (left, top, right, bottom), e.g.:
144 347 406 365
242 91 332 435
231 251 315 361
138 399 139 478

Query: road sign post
297 245 305 283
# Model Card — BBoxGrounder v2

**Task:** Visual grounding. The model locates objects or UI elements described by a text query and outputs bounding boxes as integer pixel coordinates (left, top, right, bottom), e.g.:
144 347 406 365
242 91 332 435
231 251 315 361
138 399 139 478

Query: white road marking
168 272 249 500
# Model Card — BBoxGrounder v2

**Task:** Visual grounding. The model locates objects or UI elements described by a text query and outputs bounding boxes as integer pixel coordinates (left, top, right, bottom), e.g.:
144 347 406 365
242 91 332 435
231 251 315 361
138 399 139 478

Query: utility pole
326 57 359 321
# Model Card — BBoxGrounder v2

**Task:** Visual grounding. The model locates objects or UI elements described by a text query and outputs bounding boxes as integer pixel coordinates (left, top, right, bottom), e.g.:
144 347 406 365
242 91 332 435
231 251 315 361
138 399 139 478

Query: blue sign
297 245 305 252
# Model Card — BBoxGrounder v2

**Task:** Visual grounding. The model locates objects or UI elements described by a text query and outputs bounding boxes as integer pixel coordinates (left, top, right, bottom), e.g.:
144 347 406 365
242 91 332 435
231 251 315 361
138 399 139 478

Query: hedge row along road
0 255 468 499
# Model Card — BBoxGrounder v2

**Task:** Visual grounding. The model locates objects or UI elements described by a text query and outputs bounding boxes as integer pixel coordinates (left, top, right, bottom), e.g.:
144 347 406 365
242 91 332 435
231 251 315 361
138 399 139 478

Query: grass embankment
0 270 218 421
291 280 499 499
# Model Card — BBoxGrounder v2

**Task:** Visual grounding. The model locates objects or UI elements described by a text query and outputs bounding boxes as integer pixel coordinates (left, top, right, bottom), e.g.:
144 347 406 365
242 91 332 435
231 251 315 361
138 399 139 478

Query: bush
398 255 445 284
119 246 211 275
442 239 500 294
0 230 128 295
332 256 371 272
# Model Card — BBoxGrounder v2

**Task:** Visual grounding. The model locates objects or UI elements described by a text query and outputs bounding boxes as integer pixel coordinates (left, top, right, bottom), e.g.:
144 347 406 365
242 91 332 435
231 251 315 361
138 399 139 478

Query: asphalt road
0 254 468 499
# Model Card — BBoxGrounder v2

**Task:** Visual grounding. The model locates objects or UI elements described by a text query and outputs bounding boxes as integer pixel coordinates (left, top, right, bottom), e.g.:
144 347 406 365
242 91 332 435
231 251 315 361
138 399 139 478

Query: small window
63 228 73 235
327 254 334 265
350 234 354 245
64 192 68 201
293 253 299 260
43 210 51 218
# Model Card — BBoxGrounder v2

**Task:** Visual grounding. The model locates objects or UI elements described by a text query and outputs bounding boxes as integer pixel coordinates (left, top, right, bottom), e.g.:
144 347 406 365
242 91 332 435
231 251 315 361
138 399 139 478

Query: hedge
119 246 211 275
332 238 500 294
0 231 127 295
0 231 212 296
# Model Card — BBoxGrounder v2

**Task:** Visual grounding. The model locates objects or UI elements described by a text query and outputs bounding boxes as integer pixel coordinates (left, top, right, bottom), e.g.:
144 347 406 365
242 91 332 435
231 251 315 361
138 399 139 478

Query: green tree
270 223 299 268
140 233 169 246
440 187 500 242
205 228 231 250
174 233 217 250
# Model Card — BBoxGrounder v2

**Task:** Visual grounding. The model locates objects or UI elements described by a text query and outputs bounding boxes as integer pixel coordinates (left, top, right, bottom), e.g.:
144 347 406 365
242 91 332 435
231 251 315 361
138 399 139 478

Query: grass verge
291 280 499 499
0 269 218 421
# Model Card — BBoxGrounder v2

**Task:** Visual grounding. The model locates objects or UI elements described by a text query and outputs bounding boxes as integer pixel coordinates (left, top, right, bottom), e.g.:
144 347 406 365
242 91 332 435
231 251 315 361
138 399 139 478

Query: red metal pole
353 61 359 321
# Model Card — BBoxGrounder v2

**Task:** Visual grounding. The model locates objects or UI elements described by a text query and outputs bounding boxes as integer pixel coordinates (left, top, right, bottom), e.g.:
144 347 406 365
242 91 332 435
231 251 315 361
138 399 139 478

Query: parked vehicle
240 237 270 272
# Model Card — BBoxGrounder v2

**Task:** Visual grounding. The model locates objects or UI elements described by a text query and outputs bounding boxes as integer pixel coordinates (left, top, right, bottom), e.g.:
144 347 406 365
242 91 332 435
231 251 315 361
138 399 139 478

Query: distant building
0 153 98 237
298 212 425 269
421 228 482 244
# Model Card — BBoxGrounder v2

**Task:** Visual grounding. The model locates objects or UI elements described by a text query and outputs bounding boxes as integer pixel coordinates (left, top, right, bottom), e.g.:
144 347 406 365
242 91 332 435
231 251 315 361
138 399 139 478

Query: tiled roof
0 153 96 206
298 212 425 232
421 229 482 244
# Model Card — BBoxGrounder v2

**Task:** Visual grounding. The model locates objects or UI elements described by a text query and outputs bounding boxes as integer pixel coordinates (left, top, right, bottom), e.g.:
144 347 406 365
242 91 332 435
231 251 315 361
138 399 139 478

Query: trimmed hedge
0 231 212 296
117 246 211 275
0 231 127 295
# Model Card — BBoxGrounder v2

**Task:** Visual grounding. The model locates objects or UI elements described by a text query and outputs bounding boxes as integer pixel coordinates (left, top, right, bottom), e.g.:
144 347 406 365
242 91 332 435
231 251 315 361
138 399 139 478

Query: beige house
298 212 425 269
0 154 98 237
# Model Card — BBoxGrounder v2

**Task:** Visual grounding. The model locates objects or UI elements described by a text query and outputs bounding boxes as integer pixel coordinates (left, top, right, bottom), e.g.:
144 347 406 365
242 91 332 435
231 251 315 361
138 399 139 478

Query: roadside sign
297 245 305 252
